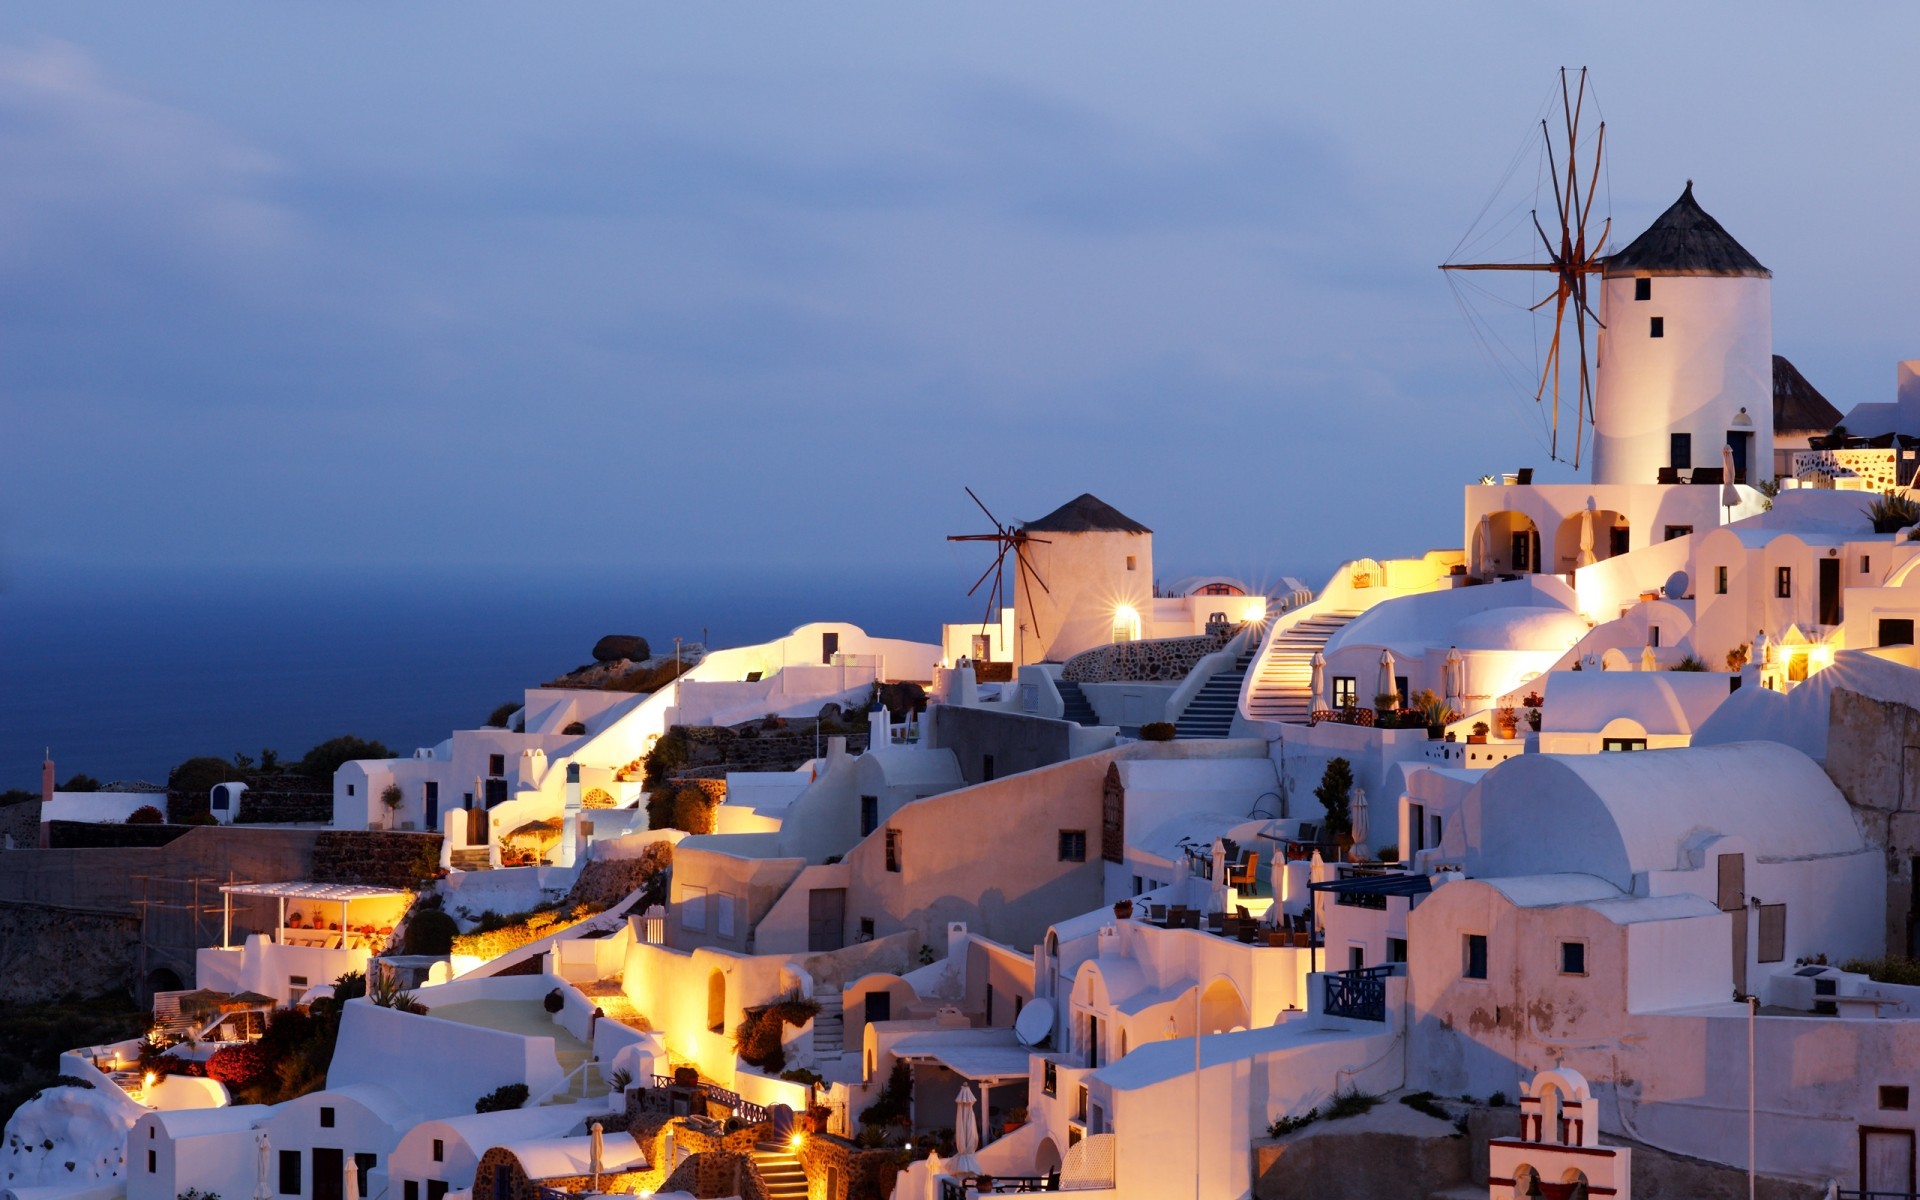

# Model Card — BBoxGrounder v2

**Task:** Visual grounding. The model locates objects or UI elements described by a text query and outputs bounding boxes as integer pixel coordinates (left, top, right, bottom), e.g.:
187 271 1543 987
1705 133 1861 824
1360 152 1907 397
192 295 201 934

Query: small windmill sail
947 488 1051 663
1443 67 1610 469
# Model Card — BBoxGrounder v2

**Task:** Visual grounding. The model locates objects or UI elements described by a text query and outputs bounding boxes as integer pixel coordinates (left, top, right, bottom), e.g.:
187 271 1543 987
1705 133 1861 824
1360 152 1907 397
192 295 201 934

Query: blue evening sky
2 3 1917 591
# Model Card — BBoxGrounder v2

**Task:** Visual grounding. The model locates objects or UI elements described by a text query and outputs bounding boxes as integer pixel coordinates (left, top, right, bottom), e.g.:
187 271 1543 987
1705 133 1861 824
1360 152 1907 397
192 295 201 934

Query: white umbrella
948 1083 982 1177
590 1120 604 1193
1350 785 1368 847
254 1133 272 1200
1721 444 1741 517
1641 643 1658 672
1477 513 1494 577
1577 504 1597 568
1375 649 1396 709
1443 647 1465 715
343 1156 360 1200
1309 650 1326 714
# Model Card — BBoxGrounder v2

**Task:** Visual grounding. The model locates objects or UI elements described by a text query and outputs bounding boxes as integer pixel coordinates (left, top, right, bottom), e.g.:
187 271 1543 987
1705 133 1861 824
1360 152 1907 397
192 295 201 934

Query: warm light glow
1241 598 1267 624
789 1132 806 1151
1112 604 1141 643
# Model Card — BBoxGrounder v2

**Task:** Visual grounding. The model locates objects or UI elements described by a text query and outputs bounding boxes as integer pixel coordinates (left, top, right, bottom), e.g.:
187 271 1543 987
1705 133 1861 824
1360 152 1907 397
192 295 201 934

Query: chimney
41 749 54 806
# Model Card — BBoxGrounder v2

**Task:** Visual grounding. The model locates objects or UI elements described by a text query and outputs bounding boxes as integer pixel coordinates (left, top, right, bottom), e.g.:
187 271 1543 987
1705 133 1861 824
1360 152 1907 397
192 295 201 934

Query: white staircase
751 1141 809 1200
1241 609 1364 724
812 993 844 1059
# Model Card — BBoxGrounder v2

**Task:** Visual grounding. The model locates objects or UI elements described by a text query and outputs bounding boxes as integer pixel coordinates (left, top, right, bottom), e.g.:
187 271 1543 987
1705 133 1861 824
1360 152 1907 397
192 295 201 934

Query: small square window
1777 566 1792 599
432 1140 444 1164
1648 626 1661 648
320 1107 335 1128
1387 937 1408 963
347 784 355 797
1126 556 1136 571
1881 1085 1910 1111
1863 555 1872 575
1332 677 1357 708
1560 941 1587 975
885 828 902 873
148 1150 157 1174
1464 933 1488 980
1634 277 1652 301
488 754 506 777
1664 525 1694 542
1716 565 1728 595
859 917 876 940
1058 830 1087 862
1669 432 1692 470
1650 315 1665 338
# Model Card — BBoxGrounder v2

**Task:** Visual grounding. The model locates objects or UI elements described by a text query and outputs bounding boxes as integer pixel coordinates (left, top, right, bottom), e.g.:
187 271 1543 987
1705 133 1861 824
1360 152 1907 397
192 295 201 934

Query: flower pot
1427 725 1444 740
1467 734 1487 745
1113 900 1134 921
674 1066 699 1086
1496 723 1517 740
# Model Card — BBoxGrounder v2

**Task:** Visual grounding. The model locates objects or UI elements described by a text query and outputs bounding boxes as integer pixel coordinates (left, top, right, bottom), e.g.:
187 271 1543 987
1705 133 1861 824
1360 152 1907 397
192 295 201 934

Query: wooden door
313 1149 343 1200
1861 1127 1914 1195
1820 558 1842 627
807 888 846 952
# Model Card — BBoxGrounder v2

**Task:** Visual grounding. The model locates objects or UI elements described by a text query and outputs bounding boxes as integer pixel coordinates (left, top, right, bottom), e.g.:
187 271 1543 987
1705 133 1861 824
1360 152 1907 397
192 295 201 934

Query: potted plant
1495 705 1518 739
674 1065 699 1086
806 1105 831 1134
380 783 404 828
1526 707 1543 732
1004 1106 1028 1135
1113 899 1134 921
1468 721 1489 745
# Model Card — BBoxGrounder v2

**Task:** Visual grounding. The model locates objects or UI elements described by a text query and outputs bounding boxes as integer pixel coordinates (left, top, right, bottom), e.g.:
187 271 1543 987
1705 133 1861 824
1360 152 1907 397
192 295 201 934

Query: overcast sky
3 3 1918 590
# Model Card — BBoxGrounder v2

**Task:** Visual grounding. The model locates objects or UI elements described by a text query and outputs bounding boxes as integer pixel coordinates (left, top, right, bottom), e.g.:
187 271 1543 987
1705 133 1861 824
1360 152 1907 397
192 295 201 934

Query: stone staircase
1174 649 1256 739
751 1140 809 1200
1055 678 1100 726
812 993 844 1059
1242 609 1364 724
449 847 492 872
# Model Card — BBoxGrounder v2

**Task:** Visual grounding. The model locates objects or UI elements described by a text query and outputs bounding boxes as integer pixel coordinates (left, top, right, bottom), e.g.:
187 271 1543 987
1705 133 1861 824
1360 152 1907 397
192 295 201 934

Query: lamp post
1748 992 1758 1200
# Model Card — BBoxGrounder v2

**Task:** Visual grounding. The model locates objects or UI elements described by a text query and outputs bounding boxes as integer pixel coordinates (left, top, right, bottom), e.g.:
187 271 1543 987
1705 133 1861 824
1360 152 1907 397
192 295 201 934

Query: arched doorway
1198 977 1249 1034
707 969 726 1033
1479 512 1542 576
1553 510 1629 572
1033 1137 1062 1177
145 966 184 999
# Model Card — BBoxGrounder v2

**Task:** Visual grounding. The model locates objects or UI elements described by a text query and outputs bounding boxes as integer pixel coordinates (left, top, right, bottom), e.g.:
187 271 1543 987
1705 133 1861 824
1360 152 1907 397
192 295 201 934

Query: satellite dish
1014 998 1054 1048
1664 571 1689 599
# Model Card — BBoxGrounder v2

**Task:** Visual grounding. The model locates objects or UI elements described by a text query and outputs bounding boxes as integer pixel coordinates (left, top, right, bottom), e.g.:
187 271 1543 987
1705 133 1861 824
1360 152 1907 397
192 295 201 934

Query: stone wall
0 900 141 1002
673 726 871 780
795 1132 904 1200
474 1138 654 1200
1823 686 1917 953
1061 632 1228 684
310 830 442 888
657 1121 776 1200
234 787 333 824
0 800 40 848
46 821 192 849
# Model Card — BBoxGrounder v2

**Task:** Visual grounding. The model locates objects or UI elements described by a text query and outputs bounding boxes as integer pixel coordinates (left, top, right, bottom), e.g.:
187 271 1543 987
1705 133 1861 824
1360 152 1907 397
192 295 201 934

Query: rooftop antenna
1443 66 1610 469
947 488 1051 665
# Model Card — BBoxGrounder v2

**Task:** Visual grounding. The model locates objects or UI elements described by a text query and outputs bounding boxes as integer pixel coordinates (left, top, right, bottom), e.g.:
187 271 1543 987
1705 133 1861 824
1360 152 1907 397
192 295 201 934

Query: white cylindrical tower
1592 183 1773 487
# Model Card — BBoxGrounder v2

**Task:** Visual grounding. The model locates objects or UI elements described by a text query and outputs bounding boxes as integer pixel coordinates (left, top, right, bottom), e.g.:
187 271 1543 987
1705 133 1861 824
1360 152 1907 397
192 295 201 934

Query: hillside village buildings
23 172 1920 1200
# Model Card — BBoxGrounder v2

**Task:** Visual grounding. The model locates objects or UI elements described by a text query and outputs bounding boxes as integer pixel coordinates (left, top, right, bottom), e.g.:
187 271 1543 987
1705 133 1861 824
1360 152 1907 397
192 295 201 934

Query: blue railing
1323 966 1391 1022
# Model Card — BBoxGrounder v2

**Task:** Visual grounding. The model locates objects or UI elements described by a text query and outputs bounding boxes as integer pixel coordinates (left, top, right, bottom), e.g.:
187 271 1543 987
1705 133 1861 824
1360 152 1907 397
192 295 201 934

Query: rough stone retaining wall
674 726 871 779
1062 632 1228 683
310 830 441 888
234 788 332 824
0 900 141 1003
46 821 192 849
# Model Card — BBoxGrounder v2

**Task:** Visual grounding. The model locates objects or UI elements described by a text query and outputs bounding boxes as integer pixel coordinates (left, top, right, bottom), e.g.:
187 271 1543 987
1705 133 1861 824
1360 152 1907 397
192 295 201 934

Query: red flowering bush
207 1042 269 1088
126 805 165 825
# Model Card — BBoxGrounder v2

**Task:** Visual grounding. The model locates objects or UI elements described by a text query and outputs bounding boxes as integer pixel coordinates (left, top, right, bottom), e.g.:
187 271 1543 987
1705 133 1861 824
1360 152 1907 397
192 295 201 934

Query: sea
0 564 964 792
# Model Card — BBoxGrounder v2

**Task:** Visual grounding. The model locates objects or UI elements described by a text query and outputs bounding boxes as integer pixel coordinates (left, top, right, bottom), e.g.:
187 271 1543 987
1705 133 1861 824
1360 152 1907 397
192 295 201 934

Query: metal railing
1323 966 1392 1022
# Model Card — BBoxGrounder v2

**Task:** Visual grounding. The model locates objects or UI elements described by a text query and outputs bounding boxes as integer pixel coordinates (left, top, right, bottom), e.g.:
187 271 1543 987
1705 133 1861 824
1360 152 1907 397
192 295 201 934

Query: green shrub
562 721 587 736
404 909 458 956
475 1083 529 1113
1315 758 1354 841
298 736 394 780
60 774 100 792
1326 1086 1379 1120
859 1060 912 1128
1670 654 1708 672
127 805 165 825
1268 1106 1319 1137
1487 1090 1508 1108
485 702 520 729
1399 1090 1449 1120
1841 956 1920 987
1138 722 1176 741
1865 491 1920 534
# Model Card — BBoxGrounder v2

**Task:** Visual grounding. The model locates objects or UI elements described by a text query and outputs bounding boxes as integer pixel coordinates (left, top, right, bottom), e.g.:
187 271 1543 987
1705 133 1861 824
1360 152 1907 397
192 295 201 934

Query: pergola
219 880 413 949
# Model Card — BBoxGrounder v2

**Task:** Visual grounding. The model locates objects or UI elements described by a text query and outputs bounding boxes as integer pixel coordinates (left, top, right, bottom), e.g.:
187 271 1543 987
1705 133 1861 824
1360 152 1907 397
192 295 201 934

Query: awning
1307 873 1433 899
220 881 413 902
892 1034 1032 1082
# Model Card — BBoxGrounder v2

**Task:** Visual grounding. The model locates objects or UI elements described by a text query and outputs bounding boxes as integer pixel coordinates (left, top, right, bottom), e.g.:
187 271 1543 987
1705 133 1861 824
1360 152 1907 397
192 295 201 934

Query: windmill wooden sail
1442 67 1610 469
947 488 1051 665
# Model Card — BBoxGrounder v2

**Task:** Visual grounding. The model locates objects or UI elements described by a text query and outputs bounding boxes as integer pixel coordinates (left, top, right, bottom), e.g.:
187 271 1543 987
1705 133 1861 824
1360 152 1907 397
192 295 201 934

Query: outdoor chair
1265 931 1289 948
1657 467 1682 484
1207 912 1226 932
1227 851 1260 893
1149 904 1168 923
1237 923 1258 944
1236 905 1252 921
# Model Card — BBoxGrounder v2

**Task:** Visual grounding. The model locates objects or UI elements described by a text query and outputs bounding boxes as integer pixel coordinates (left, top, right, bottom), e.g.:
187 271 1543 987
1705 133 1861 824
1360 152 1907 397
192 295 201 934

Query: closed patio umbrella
1309 650 1326 714
1641 643 1657 672
1444 647 1465 715
1721 444 1741 518
1375 649 1396 708
254 1133 272 1200
1350 785 1368 847
1577 504 1597 568
947 1083 982 1177
343 1155 360 1200
1477 514 1494 577
590 1120 604 1193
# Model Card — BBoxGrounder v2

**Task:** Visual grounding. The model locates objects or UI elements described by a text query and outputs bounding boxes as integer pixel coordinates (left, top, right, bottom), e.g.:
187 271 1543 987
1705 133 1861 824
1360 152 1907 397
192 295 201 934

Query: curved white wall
1593 273 1772 486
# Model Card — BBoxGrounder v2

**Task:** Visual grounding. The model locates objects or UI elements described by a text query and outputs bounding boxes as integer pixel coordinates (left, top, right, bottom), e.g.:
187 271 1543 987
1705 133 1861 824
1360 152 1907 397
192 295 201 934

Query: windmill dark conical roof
1604 182 1770 278
1773 354 1843 434
1022 493 1151 535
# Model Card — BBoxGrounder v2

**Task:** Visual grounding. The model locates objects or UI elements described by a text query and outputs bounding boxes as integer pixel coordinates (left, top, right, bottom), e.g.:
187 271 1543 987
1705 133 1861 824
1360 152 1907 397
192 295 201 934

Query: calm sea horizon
0 562 968 791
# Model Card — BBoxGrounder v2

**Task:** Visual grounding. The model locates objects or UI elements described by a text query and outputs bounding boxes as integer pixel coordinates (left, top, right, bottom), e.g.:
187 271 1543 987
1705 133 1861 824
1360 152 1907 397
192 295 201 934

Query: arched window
707 969 726 1033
